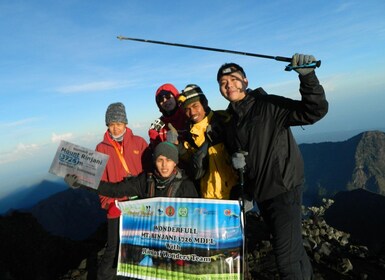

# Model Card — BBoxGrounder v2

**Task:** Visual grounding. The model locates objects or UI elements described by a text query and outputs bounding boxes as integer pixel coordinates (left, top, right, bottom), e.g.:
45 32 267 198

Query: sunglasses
156 92 174 103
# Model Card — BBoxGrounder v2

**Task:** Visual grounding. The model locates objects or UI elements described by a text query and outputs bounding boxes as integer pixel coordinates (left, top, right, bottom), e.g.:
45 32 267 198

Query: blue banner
116 197 243 280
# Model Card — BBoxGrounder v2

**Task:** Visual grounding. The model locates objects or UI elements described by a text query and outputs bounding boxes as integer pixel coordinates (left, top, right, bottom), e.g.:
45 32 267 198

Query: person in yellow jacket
170 84 238 199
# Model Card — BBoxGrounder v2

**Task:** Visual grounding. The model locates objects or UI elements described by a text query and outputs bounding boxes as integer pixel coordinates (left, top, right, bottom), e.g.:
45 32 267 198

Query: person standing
175 84 238 199
217 54 328 279
148 83 187 149
95 102 151 280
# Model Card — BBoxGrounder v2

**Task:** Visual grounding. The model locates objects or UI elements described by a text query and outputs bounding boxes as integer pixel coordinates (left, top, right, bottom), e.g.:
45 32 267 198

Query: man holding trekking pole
217 54 328 279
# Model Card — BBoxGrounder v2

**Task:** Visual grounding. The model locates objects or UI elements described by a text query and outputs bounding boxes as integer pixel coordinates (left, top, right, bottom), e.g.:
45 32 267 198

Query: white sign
49 140 109 189
116 197 244 280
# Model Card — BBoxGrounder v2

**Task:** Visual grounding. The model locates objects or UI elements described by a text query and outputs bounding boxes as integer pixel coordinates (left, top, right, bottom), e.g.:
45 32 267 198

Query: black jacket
225 71 328 202
97 168 198 199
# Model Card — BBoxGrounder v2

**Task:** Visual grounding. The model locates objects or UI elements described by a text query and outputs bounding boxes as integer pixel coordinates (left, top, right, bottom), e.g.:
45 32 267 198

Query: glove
194 141 209 163
64 174 81 189
205 124 214 143
166 123 179 144
149 118 165 131
191 141 209 180
232 152 248 170
292 53 316 76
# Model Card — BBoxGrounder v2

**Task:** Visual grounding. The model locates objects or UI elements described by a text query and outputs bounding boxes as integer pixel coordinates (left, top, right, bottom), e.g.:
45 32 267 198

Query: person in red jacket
148 83 188 149
95 102 151 280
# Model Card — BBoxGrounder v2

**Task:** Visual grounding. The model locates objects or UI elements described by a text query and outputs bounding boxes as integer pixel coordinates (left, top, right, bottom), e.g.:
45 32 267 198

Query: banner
49 140 109 189
116 197 244 280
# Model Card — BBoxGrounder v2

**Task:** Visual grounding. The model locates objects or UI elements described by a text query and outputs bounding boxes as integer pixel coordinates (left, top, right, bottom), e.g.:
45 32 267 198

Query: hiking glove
64 174 81 189
232 152 247 170
292 53 316 76
191 141 209 180
149 118 165 131
166 123 179 144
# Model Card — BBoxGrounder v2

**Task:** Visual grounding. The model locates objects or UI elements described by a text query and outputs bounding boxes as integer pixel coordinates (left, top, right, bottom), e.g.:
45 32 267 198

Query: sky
1 0 385 199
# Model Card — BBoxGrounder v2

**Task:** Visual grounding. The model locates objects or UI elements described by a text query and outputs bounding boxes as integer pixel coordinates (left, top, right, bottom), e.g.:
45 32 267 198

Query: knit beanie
178 84 208 109
105 102 128 126
153 142 179 164
216 63 246 82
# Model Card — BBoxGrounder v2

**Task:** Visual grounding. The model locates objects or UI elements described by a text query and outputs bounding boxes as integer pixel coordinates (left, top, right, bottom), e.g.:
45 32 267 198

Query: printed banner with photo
116 197 244 280
49 140 109 189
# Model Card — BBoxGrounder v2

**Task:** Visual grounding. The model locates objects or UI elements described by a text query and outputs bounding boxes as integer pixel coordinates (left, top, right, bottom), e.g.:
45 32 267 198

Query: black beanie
217 63 246 82
153 142 179 164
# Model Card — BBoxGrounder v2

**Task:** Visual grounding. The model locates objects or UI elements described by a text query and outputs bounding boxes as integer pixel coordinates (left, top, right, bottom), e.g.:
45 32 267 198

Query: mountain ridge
300 130 385 206
0 179 67 214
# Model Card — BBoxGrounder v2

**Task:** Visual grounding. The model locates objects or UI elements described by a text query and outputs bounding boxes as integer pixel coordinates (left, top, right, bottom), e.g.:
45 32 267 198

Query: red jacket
149 108 187 148
148 83 188 148
96 127 150 219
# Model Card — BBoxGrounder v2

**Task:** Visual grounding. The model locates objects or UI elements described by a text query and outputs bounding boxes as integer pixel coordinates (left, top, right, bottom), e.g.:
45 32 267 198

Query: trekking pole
116 36 321 71
238 166 247 280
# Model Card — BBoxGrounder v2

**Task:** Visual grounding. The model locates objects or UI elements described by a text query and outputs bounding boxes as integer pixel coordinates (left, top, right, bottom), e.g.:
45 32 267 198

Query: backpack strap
146 173 156 198
166 178 183 197
147 171 183 198
166 171 183 197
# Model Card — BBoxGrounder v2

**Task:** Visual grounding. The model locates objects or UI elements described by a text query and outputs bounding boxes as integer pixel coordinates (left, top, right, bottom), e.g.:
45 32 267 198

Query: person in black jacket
98 141 198 199
65 141 198 199
216 54 328 280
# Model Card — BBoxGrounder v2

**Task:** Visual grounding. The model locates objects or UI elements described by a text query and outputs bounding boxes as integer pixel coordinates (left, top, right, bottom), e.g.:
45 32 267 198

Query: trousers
97 217 119 280
258 186 313 280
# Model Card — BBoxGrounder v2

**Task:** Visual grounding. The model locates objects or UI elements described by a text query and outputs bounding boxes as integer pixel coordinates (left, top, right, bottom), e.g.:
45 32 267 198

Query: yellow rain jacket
182 111 238 199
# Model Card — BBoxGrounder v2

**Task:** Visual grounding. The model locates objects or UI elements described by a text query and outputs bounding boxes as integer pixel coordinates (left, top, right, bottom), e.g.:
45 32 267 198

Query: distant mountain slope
351 131 385 193
29 188 106 240
0 211 106 279
324 188 385 253
300 130 385 205
0 179 67 214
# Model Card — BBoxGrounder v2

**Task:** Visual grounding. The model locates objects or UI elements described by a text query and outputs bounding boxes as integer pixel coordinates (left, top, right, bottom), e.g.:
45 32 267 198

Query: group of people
65 53 328 280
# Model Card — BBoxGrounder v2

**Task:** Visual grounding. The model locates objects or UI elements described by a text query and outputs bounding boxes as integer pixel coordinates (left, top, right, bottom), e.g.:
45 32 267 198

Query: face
218 71 248 102
155 155 176 178
184 100 206 123
157 92 177 112
108 122 126 137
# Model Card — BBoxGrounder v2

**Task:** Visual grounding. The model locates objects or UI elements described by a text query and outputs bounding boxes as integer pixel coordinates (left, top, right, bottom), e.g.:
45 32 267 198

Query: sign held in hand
49 140 109 189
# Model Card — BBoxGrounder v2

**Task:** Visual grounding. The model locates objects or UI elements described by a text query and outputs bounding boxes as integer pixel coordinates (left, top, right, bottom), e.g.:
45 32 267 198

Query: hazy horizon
2 127 385 214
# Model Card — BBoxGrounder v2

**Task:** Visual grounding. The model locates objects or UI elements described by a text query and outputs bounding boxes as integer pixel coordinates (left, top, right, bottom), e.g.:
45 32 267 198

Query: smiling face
184 100 206 123
218 71 248 103
155 155 176 178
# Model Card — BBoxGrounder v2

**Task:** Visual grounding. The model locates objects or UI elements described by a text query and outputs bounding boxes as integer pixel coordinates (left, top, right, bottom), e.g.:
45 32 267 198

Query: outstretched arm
97 174 145 198
268 54 328 127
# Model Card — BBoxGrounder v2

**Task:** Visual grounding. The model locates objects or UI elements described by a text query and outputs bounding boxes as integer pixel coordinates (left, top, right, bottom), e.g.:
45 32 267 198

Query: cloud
334 2 353 13
0 143 40 165
51 132 73 143
0 117 40 128
55 81 130 94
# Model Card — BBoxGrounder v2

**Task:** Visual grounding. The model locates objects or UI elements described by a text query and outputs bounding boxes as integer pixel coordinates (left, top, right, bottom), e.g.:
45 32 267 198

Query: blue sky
1 0 385 199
